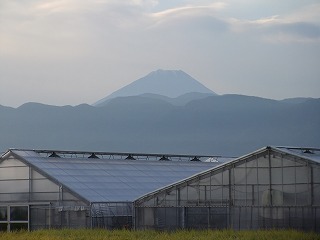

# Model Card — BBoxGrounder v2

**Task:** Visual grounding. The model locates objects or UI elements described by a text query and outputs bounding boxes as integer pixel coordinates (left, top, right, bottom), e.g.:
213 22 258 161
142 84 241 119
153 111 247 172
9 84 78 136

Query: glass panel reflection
10 206 28 221
0 207 7 221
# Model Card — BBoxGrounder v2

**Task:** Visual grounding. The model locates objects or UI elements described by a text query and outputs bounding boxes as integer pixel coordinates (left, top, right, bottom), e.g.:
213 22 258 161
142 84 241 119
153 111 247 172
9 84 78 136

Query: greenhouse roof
134 146 320 203
6 149 222 203
274 146 320 164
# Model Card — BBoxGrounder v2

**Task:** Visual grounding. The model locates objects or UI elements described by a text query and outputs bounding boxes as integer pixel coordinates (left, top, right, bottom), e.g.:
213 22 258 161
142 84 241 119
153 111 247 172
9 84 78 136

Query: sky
1 0 320 107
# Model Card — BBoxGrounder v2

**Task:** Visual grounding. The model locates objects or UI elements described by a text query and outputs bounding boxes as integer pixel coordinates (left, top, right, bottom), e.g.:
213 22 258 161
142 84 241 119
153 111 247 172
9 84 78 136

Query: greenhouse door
0 205 29 231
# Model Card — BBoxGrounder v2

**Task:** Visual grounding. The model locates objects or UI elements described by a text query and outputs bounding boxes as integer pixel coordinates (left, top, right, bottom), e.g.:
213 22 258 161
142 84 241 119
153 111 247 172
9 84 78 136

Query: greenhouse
0 149 220 231
134 146 320 232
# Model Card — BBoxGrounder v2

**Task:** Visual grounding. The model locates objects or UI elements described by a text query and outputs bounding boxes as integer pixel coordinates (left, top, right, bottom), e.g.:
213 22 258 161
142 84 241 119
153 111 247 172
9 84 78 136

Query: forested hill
0 95 319 156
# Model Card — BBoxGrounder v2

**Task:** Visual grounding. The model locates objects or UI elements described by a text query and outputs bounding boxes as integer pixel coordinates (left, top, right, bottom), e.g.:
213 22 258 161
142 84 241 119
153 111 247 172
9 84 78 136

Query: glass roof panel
12 150 218 202
274 147 320 164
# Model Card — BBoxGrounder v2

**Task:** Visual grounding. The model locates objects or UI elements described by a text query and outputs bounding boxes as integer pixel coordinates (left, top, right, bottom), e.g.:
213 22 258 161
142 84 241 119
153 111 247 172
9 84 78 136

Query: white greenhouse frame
134 147 320 231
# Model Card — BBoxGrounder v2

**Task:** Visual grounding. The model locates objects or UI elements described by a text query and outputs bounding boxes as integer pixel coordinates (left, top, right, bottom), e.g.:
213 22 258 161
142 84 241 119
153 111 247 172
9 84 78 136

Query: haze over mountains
0 70 319 156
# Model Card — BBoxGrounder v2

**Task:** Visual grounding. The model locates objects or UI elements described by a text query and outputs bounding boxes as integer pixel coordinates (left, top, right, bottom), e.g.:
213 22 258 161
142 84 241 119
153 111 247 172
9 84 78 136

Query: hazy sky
1 0 320 107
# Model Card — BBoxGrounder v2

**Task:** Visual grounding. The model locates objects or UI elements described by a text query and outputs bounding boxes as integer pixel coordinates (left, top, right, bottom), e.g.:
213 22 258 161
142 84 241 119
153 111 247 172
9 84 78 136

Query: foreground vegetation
0 229 319 240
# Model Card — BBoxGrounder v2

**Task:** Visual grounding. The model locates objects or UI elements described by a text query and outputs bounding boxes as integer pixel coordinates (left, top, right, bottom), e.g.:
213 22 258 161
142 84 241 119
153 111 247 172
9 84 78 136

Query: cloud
145 1 320 43
269 22 320 42
0 1 94 58
0 0 162 58
285 3 320 23
1 0 320 107
146 2 228 35
2 0 319 60
229 14 320 43
151 2 227 18
31 0 158 15
0 0 230 58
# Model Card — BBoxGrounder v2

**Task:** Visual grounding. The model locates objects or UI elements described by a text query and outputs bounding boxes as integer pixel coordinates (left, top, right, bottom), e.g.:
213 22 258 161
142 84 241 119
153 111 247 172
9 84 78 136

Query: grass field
0 229 319 240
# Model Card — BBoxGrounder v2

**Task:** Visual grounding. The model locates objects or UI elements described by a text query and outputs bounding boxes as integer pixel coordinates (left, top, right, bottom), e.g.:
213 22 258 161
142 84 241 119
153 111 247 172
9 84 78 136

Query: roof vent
159 155 169 161
303 149 313 154
49 152 60 158
88 153 99 159
125 154 136 160
191 156 200 161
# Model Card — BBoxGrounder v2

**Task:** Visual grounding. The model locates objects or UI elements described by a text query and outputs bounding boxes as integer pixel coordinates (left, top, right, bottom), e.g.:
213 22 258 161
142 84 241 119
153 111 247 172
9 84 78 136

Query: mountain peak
150 69 183 75
94 69 216 106
148 69 192 80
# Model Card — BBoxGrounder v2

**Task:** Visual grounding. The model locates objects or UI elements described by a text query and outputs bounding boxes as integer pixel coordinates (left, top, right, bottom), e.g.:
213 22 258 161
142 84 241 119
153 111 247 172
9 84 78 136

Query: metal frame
0 205 29 231
133 146 320 231
8 148 235 162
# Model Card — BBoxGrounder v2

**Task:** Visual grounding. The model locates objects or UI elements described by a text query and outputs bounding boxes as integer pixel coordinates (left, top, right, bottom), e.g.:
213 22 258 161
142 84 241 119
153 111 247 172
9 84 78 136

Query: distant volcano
94 69 216 106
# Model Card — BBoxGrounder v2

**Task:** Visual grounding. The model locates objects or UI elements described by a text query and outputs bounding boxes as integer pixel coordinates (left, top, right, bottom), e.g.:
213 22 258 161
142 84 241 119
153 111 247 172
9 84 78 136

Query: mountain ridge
1 94 319 156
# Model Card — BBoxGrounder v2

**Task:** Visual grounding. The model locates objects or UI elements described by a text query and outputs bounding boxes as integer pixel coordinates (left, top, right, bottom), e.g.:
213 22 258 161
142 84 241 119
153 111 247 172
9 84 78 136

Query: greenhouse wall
0 154 89 231
0 153 137 231
1 149 219 231
91 202 133 229
134 148 320 231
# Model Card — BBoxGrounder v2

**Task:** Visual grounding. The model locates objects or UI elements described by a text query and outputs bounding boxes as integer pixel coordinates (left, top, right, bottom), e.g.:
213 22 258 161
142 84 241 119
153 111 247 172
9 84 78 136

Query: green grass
0 229 319 240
